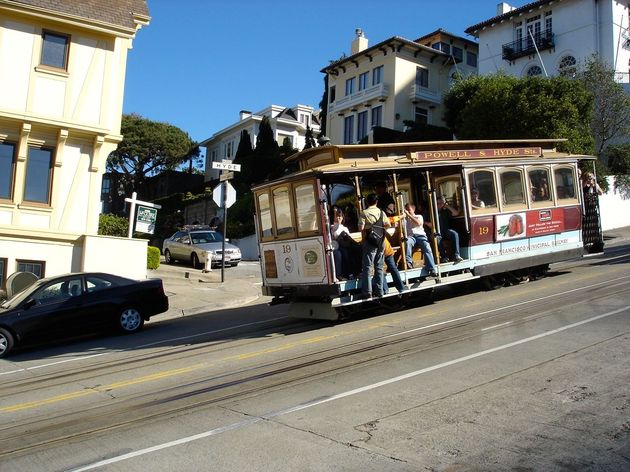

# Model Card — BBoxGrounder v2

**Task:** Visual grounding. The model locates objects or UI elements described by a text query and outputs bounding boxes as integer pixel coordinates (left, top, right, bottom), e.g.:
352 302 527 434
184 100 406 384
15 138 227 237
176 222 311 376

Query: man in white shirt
404 203 437 277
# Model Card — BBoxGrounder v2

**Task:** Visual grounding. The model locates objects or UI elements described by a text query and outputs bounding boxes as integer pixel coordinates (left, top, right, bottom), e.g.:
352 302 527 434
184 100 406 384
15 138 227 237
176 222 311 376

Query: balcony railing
328 83 390 114
409 83 441 105
502 29 554 61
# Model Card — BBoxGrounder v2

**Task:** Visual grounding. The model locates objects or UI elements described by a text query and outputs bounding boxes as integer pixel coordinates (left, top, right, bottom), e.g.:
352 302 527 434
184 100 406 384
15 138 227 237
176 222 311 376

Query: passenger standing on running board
359 193 390 299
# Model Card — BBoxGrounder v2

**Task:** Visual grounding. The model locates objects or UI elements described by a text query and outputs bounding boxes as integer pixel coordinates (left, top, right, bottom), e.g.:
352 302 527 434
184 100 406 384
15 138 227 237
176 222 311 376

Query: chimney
496 2 515 15
351 28 368 55
239 110 252 120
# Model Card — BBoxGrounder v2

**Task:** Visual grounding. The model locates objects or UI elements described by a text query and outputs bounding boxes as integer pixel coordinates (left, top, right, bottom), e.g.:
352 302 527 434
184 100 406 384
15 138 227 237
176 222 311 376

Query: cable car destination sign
415 147 542 161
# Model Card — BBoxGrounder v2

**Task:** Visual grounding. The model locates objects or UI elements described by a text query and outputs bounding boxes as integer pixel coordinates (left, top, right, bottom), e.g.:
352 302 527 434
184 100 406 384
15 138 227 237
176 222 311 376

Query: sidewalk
149 259 264 321
602 225 630 244
149 226 630 320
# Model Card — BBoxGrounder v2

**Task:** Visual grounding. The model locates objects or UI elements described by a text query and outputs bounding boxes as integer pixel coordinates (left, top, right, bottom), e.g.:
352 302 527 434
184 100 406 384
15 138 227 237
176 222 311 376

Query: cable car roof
252 139 594 190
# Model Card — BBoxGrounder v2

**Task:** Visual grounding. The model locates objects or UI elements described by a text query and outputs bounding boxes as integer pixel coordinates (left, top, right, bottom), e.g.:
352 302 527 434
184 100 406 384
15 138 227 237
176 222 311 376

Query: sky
122 0 508 144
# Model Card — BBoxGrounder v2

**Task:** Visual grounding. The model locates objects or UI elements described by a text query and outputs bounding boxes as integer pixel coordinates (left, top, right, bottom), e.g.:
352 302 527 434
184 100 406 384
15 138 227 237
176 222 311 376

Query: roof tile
7 0 150 30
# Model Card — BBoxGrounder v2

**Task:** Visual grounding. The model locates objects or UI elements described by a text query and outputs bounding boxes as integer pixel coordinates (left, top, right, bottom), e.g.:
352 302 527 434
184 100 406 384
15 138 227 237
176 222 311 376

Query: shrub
98 213 129 237
147 246 160 270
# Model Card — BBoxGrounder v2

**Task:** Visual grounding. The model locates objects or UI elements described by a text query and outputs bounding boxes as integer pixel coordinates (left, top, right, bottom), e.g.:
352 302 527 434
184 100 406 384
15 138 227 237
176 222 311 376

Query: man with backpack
359 193 390 299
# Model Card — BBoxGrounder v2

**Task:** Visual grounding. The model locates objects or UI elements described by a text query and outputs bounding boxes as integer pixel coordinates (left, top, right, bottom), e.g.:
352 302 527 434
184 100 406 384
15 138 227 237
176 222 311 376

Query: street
0 240 628 471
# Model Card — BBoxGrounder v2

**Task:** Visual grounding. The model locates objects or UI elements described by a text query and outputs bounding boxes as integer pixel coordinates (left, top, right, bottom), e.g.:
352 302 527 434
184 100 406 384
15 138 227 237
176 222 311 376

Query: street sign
212 161 241 171
210 162 241 283
219 171 235 182
135 205 157 234
213 181 236 208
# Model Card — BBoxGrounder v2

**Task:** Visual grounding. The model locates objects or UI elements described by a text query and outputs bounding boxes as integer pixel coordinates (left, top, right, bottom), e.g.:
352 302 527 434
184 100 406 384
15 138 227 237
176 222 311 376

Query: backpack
366 210 385 248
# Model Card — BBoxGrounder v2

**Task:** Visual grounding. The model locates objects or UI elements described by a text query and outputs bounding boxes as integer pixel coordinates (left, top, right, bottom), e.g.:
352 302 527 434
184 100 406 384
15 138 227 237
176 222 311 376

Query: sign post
211 160 240 281
125 192 162 238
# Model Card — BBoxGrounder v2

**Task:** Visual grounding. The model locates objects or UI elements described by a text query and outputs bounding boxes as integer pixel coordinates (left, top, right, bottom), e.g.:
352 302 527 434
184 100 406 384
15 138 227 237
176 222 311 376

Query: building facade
201 105 321 182
0 0 150 293
466 0 630 87
322 29 479 145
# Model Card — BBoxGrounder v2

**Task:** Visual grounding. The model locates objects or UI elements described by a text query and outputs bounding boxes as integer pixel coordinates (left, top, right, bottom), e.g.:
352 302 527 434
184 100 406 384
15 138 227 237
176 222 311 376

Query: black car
0 272 169 358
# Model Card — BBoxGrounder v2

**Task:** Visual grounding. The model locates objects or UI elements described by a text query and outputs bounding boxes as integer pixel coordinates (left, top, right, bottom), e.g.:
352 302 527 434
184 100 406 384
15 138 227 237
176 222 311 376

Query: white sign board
135 205 157 234
212 161 241 172
213 182 236 208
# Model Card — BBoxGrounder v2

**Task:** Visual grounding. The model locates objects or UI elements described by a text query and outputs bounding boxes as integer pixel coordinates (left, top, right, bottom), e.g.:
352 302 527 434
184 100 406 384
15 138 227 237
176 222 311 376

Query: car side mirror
24 298 36 309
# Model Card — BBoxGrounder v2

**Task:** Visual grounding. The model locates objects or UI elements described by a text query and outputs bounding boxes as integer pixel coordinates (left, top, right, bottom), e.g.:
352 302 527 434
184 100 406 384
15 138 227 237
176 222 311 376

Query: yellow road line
2 364 204 413
1 305 462 413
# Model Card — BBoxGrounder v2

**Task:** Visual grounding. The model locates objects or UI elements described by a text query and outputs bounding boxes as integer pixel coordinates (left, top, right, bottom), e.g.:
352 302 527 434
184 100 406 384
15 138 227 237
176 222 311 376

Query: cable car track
2 255 626 398
1 276 628 459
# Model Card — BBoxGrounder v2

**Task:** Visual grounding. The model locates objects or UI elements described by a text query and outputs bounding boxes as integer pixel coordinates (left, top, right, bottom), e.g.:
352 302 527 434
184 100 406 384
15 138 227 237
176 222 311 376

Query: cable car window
272 186 293 236
329 182 359 232
295 182 319 233
329 183 355 209
553 166 577 202
528 167 552 204
467 170 497 212
499 169 527 209
257 192 273 238
436 177 461 211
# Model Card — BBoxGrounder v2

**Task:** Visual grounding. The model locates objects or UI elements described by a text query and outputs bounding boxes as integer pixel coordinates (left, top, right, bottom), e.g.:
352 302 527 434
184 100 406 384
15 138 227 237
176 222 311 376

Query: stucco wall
600 176 630 230
232 234 259 261
0 5 145 288
0 13 128 132
476 0 630 77
0 235 148 281
81 235 148 280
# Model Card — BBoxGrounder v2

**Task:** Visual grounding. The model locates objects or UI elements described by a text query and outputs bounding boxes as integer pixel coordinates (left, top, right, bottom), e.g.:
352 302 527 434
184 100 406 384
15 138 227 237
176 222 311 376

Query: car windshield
0 279 47 309
190 232 222 244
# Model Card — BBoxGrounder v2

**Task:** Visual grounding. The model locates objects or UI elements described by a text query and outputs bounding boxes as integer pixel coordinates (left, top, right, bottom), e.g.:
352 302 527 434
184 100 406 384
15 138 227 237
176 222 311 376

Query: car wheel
0 327 15 358
164 249 173 264
191 253 202 269
118 307 144 334
231 262 239 267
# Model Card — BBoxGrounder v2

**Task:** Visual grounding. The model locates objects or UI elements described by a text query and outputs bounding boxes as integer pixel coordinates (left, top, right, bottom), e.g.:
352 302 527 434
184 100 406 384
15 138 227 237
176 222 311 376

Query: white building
201 105 321 182
0 0 150 292
466 0 630 87
322 29 479 145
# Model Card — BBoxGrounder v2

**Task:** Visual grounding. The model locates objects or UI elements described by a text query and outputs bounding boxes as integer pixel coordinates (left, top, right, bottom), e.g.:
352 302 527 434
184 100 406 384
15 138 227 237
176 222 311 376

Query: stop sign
213 182 236 208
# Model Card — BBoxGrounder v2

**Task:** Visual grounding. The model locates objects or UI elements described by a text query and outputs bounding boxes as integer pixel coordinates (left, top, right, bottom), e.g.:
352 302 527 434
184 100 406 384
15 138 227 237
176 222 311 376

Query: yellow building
0 0 150 294
323 29 478 145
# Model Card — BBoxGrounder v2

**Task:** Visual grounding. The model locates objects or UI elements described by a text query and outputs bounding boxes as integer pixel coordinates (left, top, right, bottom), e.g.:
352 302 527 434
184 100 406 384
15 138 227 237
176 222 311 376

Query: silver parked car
162 228 242 269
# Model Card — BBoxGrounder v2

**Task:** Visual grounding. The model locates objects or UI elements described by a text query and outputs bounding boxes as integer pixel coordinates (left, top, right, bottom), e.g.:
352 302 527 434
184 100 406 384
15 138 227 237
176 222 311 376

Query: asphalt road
0 240 628 471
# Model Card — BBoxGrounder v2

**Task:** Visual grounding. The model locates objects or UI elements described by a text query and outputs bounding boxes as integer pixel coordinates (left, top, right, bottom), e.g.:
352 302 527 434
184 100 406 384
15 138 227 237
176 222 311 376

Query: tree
253 115 281 182
107 113 197 196
233 129 255 194
318 74 329 139
235 129 253 157
579 56 630 157
443 74 594 154
603 143 630 197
